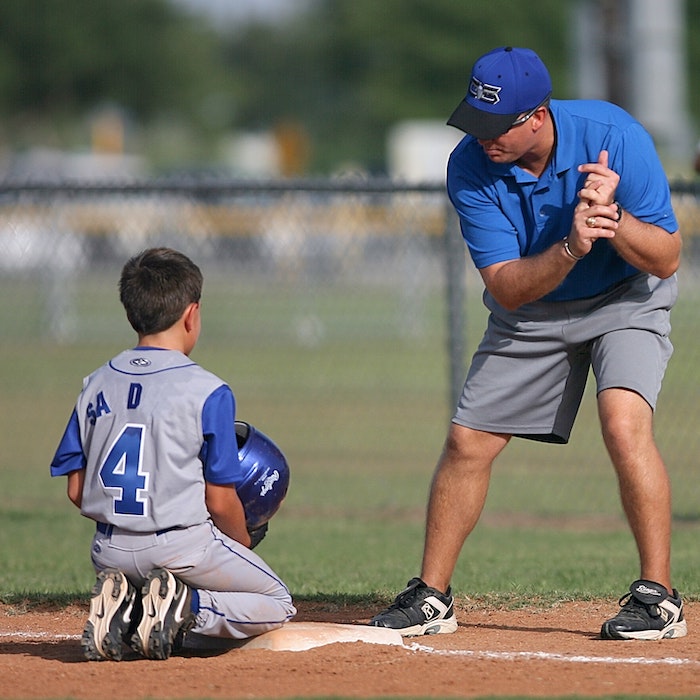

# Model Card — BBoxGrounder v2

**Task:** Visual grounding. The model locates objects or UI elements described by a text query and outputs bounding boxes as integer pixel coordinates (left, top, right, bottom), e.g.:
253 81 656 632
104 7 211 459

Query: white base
184 622 404 652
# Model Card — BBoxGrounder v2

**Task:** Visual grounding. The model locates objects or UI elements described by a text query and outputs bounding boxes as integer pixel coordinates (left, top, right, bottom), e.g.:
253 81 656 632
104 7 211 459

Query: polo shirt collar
483 99 574 184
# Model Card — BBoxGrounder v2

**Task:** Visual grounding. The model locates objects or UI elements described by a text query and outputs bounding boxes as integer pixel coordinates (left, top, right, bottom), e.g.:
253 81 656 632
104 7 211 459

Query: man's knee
599 389 654 453
440 423 508 468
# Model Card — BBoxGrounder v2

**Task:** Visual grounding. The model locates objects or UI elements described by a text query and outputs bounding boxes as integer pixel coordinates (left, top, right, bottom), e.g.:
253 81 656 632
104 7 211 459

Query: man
370 46 684 640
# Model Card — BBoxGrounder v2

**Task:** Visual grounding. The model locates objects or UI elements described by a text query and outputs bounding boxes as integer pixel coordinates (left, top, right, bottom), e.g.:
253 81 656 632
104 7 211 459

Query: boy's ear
183 301 200 331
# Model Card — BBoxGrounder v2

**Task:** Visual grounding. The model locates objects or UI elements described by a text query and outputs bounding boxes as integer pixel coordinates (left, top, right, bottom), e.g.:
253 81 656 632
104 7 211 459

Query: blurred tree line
0 0 697 174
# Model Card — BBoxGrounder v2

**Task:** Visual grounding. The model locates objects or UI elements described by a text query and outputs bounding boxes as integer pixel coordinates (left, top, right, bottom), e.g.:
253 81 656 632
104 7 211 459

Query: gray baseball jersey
61 347 242 531
51 347 295 640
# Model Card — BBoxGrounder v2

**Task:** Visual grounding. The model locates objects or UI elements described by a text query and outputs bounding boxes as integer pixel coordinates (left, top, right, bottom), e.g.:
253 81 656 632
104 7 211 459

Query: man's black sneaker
82 569 137 661
131 568 196 659
369 577 457 636
601 579 687 640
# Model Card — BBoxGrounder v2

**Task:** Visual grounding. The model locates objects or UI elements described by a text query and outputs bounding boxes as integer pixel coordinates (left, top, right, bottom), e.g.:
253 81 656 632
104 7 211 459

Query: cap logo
469 77 501 105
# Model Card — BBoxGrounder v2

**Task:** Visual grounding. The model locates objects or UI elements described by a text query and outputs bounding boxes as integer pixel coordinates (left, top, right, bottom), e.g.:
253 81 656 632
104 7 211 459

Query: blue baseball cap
447 46 552 140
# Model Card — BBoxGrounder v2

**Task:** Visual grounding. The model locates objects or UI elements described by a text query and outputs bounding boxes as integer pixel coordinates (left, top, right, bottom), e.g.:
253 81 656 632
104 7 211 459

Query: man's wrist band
562 237 585 261
613 200 622 222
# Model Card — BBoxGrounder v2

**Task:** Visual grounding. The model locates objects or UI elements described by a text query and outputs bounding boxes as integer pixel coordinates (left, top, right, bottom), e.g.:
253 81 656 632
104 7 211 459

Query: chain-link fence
2 178 700 524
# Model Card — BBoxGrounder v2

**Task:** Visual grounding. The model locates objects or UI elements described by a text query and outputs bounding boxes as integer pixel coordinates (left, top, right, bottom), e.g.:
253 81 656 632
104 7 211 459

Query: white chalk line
1 631 80 641
3 631 699 668
408 641 700 666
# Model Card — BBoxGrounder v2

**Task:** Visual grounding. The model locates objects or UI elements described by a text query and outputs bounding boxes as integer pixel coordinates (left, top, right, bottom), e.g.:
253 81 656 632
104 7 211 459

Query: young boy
50 247 296 661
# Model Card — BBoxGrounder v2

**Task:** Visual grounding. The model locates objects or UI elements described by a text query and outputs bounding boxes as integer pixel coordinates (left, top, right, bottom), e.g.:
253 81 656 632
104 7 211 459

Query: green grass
2 269 700 605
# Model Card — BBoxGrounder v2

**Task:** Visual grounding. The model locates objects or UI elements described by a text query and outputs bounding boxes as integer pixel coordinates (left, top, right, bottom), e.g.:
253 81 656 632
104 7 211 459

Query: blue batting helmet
235 421 290 530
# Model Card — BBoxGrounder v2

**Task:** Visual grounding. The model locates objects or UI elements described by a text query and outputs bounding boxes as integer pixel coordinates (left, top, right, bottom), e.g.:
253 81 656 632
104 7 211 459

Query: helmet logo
260 469 280 496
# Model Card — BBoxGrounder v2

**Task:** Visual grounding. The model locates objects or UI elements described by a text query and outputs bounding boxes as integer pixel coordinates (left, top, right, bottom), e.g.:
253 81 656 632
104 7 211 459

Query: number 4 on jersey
99 424 149 516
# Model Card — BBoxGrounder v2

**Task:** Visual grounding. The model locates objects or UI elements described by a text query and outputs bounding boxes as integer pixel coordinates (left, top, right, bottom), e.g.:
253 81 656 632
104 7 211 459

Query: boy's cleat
601 579 687 640
82 569 137 661
369 577 458 636
131 568 195 659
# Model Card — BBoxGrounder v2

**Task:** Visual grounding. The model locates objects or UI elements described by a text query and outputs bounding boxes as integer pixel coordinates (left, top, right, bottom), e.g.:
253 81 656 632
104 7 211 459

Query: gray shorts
453 273 677 443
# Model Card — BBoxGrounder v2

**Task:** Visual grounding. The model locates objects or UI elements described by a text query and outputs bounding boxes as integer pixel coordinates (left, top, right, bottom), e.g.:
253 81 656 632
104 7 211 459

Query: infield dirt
2 599 699 698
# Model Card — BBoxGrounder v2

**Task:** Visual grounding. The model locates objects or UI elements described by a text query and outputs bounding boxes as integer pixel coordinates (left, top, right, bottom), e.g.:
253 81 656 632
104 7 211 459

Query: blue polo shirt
446 99 678 301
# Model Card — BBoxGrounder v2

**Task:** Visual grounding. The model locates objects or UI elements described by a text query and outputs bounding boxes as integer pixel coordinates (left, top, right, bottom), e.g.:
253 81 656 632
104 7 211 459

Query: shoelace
617 592 660 619
390 580 425 609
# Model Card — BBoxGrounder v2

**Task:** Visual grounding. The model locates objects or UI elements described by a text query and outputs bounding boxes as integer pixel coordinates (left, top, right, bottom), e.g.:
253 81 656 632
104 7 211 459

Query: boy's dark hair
119 248 203 335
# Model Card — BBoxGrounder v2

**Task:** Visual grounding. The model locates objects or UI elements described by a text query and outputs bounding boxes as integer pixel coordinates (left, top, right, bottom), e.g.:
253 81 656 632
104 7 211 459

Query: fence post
443 201 466 412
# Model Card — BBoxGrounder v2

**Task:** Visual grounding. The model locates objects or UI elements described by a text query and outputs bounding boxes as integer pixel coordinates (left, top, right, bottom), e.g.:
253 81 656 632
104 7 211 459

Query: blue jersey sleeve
607 122 678 232
200 384 245 485
50 408 86 477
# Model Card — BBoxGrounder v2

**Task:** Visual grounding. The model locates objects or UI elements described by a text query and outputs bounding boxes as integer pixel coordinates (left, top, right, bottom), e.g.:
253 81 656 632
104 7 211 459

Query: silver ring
586 216 597 228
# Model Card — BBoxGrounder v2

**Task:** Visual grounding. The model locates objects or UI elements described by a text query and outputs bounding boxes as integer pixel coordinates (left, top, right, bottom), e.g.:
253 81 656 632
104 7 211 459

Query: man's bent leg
421 423 509 593
369 423 508 636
